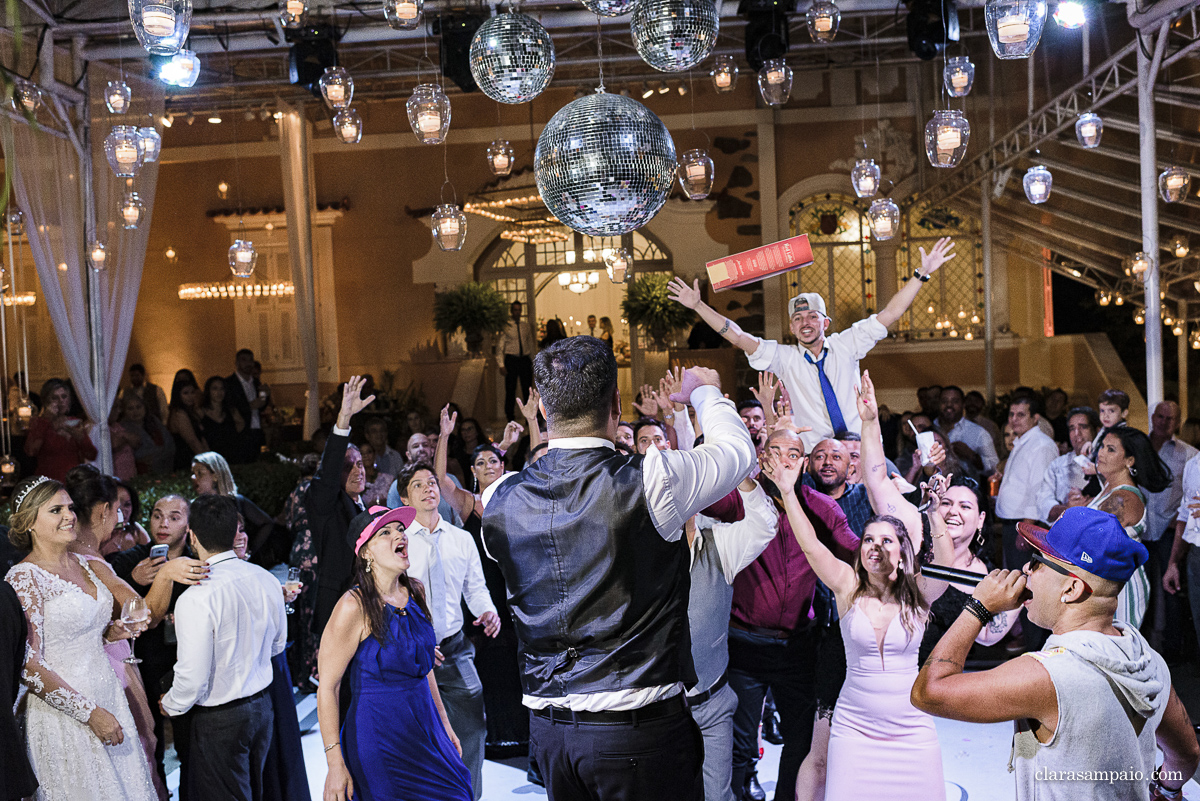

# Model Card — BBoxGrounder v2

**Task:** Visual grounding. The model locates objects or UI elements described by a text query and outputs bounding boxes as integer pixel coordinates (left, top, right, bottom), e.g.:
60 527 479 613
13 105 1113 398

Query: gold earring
365 557 373 574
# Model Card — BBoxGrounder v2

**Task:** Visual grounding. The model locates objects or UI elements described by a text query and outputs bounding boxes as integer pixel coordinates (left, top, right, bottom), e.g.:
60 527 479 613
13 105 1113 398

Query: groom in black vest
482 336 755 800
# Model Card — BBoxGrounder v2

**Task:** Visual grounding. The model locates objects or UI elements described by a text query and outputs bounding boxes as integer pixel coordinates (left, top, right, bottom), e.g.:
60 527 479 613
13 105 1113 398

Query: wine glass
121 597 149 664
283 568 301 614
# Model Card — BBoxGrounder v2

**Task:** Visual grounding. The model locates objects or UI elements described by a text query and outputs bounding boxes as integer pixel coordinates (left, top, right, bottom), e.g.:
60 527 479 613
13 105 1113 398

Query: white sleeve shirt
161 552 287 717
746 315 888 450
700 481 778 585
1146 437 1199 541
996 428 1061 520
945 417 1000 474
405 517 498 643
1036 453 1076 522
1176 453 1200 547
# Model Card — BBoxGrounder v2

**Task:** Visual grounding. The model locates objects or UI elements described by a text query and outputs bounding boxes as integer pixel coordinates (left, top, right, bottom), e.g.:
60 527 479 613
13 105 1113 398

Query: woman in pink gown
762 371 953 801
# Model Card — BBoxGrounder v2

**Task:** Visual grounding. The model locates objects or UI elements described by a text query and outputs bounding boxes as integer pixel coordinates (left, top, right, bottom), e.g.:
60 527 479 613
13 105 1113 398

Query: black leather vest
482 446 696 698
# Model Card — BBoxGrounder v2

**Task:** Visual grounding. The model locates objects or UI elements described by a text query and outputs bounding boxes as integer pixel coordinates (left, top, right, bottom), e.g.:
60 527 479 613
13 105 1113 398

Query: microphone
920 564 983 587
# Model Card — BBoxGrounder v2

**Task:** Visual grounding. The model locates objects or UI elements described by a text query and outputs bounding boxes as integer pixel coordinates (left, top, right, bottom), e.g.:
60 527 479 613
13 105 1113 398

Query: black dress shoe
526 758 545 788
743 772 766 801
762 711 784 745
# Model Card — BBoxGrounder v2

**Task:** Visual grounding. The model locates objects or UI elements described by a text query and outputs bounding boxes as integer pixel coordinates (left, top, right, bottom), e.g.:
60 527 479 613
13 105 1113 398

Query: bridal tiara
13 476 52 512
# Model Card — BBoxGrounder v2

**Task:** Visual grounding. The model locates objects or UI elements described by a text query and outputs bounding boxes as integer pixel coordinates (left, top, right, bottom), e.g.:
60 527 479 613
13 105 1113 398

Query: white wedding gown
7 555 158 801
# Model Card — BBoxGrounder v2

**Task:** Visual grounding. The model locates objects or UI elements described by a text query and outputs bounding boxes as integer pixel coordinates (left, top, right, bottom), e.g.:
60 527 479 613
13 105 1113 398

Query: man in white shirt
227 348 269 461
161 494 287 801
481 338 754 801
399 462 499 801
364 417 405 477
1035 406 1099 522
496 300 537 422
935 385 999 476
668 237 955 450
1165 450 1200 655
996 396 1060 571
1144 401 1196 655
387 432 462 527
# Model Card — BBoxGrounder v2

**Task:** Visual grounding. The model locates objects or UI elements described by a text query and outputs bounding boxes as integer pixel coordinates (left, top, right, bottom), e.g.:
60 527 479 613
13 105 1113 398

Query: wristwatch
913 269 931 283
1152 779 1183 799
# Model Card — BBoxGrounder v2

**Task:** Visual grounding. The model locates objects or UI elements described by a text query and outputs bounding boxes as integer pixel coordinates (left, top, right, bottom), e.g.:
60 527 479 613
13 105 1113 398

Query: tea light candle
766 68 785 85
814 15 832 31
1079 120 1097 140
1029 181 1047 200
1167 172 1188 190
440 217 460 236
141 5 176 36
951 70 968 89
286 0 304 16
997 14 1030 44
107 90 128 112
115 142 138 165
122 205 140 224
937 126 961 152
326 84 345 104
858 175 876 194
874 217 893 237
715 71 731 88
16 405 30 421
395 0 418 19
686 162 706 182
492 153 510 171
418 110 441 134
236 249 253 264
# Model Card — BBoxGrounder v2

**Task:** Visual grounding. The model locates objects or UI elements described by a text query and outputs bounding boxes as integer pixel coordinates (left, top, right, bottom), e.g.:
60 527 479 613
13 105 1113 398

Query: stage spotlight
1053 0 1086 28
906 0 959 61
739 0 794 71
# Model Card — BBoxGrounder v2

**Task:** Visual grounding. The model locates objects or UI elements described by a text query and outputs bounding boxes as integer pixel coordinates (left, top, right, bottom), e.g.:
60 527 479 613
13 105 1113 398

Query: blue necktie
804 350 848 436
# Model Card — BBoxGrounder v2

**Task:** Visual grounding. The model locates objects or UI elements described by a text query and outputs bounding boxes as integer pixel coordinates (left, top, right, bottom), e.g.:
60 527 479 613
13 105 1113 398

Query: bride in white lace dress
6 477 159 801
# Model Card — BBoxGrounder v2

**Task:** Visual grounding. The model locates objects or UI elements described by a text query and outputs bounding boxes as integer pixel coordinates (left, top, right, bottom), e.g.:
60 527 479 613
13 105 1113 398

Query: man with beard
1037 407 1100 522
387 431 462 526
805 438 871 536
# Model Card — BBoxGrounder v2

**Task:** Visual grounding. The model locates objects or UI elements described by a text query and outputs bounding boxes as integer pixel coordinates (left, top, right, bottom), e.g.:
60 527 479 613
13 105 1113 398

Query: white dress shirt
161 552 287 716
1176 453 1200 547
235 372 261 429
996 427 1060 520
1036 452 1088 522
940 416 1000 473
497 319 536 357
405 515 497 643
693 482 778 583
1147 437 1199 541
482 383 754 711
746 315 888 450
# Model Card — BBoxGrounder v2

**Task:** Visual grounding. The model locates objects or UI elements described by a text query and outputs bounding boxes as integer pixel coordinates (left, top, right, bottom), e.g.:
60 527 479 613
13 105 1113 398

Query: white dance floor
162 690 1200 800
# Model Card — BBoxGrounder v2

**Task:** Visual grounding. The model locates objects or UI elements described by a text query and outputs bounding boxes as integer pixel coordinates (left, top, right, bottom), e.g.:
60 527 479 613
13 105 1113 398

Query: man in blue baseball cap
912 507 1199 800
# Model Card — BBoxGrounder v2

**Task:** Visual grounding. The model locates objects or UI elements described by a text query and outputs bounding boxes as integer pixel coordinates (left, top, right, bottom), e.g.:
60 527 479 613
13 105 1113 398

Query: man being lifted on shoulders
669 237 955 450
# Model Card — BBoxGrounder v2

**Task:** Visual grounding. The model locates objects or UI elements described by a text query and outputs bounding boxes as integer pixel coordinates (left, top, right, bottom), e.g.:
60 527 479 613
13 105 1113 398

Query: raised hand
336 376 376 428
917 237 956 277
439 405 457 438
661 367 686 410
667 277 702 309
632 385 659 417
777 384 793 421
515 388 541 423
750 372 780 411
855 370 879 422
500 421 525 451
669 367 721 406
760 450 801 497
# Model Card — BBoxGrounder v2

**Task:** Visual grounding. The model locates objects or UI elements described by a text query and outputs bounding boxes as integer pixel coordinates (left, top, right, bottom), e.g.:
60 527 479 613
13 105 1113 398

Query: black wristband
913 269 931 283
963 598 994 625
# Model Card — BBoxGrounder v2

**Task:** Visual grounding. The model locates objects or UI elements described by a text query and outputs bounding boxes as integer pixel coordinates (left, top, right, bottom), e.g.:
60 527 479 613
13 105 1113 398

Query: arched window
786 193 875 331
897 201 983 340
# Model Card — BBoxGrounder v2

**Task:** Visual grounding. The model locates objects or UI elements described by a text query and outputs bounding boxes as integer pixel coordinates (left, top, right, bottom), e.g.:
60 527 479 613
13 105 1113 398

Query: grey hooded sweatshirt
1009 622 1172 800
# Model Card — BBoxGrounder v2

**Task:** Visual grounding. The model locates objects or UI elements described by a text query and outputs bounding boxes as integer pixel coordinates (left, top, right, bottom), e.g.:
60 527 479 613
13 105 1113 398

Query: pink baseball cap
347 505 417 555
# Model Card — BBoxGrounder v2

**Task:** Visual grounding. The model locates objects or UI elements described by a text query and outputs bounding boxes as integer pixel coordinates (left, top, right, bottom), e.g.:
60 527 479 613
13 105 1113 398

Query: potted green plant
621 273 696 351
432 281 511 355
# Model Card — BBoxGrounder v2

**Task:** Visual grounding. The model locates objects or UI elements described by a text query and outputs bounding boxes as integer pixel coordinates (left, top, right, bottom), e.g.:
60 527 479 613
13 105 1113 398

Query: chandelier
558 271 600 293
178 281 295 300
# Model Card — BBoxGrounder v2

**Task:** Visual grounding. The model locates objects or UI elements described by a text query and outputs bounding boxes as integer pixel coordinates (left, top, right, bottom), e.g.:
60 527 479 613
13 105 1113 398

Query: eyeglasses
1028 550 1093 596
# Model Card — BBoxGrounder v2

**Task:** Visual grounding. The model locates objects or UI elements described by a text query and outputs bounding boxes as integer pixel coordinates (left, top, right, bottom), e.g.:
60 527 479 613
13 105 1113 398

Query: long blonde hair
192 451 238 496
851 514 929 639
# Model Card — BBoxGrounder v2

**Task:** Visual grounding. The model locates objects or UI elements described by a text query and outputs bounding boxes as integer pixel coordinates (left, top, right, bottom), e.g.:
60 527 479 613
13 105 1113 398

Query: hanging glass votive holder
105 81 132 114
129 0 191 55
605 248 631 283
384 0 423 30
1171 233 1189 259
5 208 23 238
867 198 900 240
319 67 353 110
333 108 363 144
943 56 975 97
710 55 737 93
677 149 715 200
1132 251 1153 279
1159 166 1190 203
851 159 881 198
280 0 307 27
138 126 162 162
1075 112 1102 148
104 126 144 178
758 59 792 106
1023 165 1052 204
159 49 200 87
89 240 107 271
806 0 840 42
924 109 970 168
407 84 452 145
229 239 258 277
432 204 468 252
120 192 145 229
13 80 42 114
487 140 514 176
985 0 1047 59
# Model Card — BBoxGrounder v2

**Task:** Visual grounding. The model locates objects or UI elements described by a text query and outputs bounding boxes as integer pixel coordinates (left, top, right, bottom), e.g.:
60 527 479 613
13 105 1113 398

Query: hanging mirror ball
469 12 556 104
536 91 676 236
579 0 639 15
631 0 719 72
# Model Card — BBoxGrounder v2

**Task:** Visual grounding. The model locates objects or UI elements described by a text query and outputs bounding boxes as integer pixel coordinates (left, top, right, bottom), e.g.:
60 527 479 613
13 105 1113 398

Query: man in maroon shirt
729 427 859 801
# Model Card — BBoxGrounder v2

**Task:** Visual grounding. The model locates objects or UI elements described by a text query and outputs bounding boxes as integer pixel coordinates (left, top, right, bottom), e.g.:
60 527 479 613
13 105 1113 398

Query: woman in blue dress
316 498 472 801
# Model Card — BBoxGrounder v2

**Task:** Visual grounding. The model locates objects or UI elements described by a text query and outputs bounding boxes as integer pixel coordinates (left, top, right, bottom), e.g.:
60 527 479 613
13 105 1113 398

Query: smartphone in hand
149 544 169 561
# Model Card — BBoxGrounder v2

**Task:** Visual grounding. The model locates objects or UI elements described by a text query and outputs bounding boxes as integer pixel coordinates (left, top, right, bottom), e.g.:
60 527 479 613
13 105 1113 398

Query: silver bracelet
718 318 731 335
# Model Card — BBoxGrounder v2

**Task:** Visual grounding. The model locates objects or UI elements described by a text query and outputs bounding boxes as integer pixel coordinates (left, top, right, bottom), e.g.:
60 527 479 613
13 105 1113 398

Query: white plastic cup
916 431 936 466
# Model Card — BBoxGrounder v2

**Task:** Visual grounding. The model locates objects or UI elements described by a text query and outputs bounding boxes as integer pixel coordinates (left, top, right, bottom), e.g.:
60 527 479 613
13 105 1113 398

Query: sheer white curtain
279 106 321 438
1 64 163 470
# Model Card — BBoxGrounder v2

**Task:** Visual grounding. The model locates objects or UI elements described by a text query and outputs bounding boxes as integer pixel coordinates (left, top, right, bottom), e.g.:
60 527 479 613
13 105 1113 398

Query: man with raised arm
669 237 955 449
481 336 755 801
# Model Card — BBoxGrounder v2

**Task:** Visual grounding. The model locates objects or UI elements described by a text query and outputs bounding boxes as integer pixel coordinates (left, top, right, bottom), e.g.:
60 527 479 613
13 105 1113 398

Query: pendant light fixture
851 159 881 198
867 198 900 240
1075 112 1102 148
710 55 737 92
943 56 975 97
1159 166 1190 203
924 109 970 168
758 59 792 106
1022 165 1052 204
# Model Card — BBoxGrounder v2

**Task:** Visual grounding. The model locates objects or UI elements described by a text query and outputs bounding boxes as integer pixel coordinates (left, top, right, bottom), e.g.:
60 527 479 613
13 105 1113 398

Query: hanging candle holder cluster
711 55 737 92
408 83 452 145
129 0 191 55
867 198 900 240
925 109 970 168
1159 165 1190 203
677 149 714 200
229 238 258 277
758 59 792 106
432 203 468 252
851 158 881 198
605 248 632 283
1023 165 1052 204
943 56 975 97
469 12 557 104
383 0 422 29
279 0 307 28
806 0 840 42
120 192 146 229
487 140 514 176
104 126 145 178
985 0 1047 59
105 81 132 114
1075 112 1102 148
632 0 719 72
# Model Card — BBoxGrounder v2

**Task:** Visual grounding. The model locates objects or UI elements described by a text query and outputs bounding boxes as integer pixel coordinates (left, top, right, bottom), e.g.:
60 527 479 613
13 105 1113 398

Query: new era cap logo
1080 551 1093 564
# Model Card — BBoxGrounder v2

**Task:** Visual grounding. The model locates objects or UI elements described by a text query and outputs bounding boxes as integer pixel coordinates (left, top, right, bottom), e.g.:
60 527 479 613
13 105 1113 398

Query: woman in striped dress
1071 426 1171 627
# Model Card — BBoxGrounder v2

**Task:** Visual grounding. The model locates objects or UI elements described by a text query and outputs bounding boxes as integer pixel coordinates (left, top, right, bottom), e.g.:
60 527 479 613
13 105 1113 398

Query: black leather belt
193 686 269 713
730 620 792 640
687 673 728 706
532 694 688 725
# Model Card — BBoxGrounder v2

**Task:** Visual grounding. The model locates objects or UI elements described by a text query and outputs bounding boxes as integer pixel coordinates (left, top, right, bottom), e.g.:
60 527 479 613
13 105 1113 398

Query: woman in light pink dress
762 371 953 801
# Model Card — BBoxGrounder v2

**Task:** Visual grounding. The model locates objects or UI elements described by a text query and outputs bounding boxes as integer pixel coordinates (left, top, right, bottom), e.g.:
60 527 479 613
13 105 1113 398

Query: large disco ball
631 0 719 72
469 12 556 104
579 0 640 16
535 91 677 236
